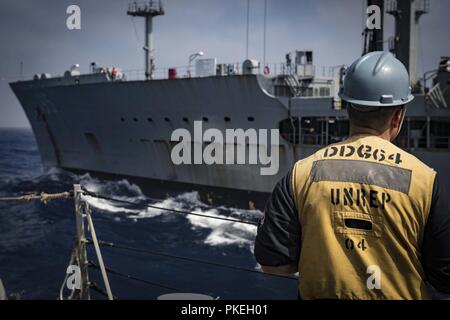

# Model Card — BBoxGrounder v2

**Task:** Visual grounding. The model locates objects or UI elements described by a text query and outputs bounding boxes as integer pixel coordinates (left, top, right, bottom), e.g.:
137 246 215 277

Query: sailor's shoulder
383 140 435 173
292 144 333 171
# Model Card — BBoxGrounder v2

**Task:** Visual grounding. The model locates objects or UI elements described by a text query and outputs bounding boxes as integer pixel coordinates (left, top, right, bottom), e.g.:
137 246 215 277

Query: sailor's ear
390 107 406 141
391 108 403 127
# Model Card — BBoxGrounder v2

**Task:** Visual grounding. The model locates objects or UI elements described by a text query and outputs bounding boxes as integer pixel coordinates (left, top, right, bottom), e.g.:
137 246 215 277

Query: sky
0 0 449 128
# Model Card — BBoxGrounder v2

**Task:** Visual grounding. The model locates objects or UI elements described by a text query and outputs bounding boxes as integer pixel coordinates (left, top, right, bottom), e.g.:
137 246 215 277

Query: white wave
43 167 65 181
186 207 258 248
133 197 183 219
82 195 141 214
28 167 66 183
78 179 262 250
140 191 261 249
80 176 144 198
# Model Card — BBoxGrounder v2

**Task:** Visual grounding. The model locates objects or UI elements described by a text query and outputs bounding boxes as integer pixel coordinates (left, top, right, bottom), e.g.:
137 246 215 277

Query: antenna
246 0 250 59
263 0 267 68
127 1 165 80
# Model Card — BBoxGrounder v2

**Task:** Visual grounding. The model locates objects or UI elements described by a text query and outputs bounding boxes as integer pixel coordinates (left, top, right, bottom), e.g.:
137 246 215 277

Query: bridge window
319 87 330 97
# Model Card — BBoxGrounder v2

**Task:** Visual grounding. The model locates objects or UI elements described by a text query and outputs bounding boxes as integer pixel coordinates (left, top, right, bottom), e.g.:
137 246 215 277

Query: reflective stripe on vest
310 159 412 194
292 135 436 300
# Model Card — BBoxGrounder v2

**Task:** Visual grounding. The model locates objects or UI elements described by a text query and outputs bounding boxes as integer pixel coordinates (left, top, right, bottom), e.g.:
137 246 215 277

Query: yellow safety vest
292 134 436 300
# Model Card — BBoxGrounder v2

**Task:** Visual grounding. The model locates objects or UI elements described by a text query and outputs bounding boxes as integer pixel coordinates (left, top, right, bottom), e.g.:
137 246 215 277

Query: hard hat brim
338 93 414 107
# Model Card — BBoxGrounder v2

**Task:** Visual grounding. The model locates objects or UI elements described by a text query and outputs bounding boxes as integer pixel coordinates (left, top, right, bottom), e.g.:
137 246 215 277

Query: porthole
121 117 125 122
224 117 231 122
203 117 209 122
183 117 189 122
147 117 153 122
248 116 255 122
164 117 170 122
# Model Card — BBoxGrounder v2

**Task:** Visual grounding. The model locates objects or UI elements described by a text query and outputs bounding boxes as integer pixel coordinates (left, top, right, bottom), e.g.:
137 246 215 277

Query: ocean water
0 128 297 300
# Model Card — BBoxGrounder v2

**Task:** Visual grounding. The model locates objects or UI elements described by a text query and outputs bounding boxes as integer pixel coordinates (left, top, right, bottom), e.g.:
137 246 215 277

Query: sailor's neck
349 127 392 142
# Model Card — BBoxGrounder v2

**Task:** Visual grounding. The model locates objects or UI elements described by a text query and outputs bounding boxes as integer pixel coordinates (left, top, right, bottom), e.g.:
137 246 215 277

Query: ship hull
10 75 295 194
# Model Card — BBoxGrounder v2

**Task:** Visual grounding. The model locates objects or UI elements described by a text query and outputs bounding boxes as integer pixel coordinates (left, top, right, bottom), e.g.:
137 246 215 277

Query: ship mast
127 1 165 80
363 0 429 91
386 0 429 90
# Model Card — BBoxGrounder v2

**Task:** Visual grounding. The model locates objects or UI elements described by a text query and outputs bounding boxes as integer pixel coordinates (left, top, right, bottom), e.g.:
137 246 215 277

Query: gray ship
9 0 450 198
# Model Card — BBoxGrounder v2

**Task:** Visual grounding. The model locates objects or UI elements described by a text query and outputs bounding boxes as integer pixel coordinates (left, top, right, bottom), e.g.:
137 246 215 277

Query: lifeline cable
91 239 298 281
81 187 259 226
89 261 184 293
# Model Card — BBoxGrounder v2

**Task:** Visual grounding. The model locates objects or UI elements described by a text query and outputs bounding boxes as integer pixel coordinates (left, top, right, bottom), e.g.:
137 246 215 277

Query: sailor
254 51 450 299
111 67 118 80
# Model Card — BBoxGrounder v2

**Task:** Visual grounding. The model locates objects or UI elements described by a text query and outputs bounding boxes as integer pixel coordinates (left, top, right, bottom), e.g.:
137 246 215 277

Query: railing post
84 205 114 300
73 184 90 300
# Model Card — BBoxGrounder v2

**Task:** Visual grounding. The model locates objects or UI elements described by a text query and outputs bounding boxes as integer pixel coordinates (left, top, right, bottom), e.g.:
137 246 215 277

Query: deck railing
121 62 338 81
